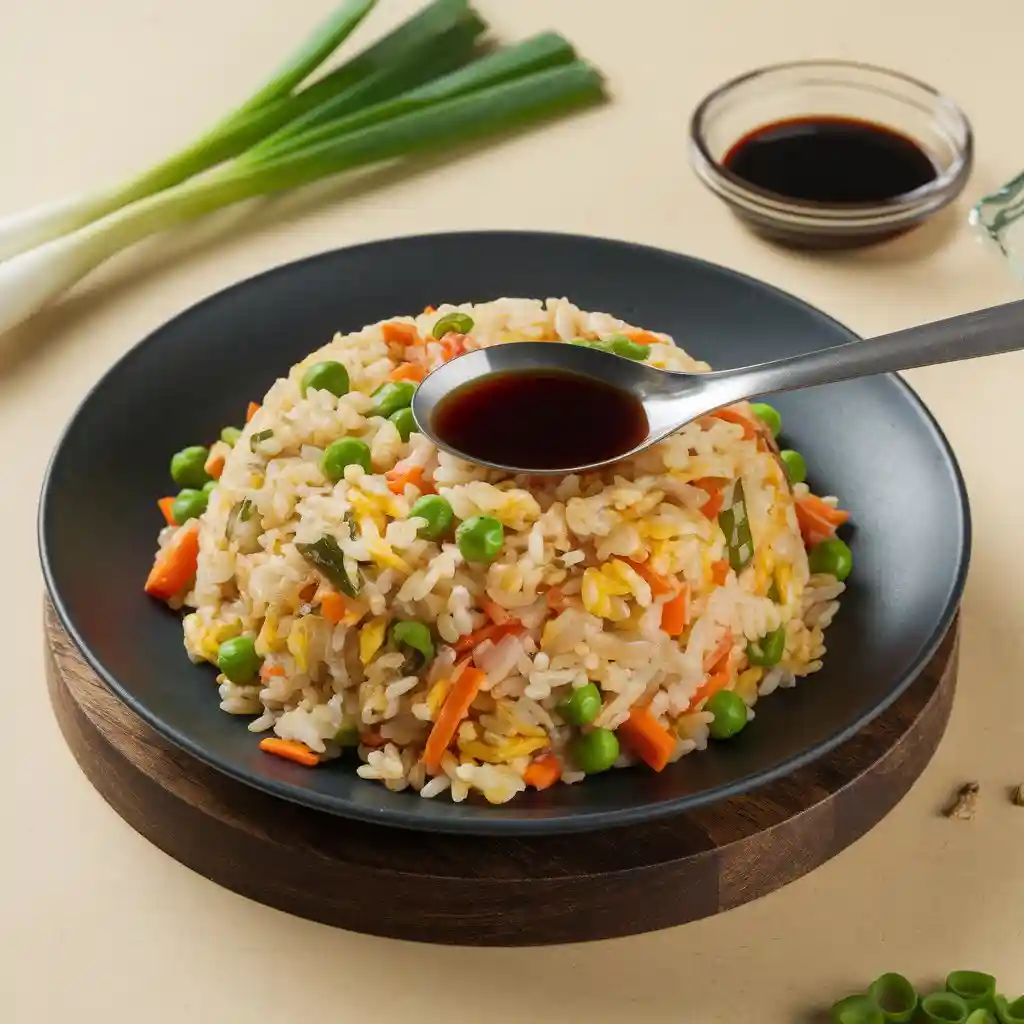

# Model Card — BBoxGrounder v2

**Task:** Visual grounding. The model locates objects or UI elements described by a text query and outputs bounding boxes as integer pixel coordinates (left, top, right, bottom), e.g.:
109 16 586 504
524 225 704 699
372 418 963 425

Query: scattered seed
943 781 979 820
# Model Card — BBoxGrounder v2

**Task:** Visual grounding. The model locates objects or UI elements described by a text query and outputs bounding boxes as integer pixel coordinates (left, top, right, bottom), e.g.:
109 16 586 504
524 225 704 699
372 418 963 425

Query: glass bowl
689 60 973 249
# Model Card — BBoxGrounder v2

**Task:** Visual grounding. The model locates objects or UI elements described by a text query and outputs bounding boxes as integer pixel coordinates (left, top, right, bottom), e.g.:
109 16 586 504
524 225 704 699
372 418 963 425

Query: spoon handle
712 297 1024 402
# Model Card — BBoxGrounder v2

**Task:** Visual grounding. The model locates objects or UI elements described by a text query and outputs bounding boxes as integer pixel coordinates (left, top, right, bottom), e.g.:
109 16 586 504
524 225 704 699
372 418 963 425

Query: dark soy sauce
723 116 938 204
432 370 649 470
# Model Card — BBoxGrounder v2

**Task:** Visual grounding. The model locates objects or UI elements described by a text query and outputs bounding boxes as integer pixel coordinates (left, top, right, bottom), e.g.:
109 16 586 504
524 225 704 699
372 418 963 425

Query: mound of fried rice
152 298 847 804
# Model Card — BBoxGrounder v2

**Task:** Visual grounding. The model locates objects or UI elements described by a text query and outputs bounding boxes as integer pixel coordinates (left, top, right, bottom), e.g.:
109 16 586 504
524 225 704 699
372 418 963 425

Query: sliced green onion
831 994 884 1024
297 535 361 597
948 974 997 1012
965 1012 995 1024
0 0 376 262
432 311 474 338
868 973 917 1022
718 479 754 572
922 992 969 1023
996 996 1024 1024
0 61 605 336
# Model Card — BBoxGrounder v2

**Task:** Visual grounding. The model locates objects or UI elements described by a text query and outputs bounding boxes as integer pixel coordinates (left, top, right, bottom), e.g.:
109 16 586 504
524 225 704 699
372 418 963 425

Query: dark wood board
45 599 958 946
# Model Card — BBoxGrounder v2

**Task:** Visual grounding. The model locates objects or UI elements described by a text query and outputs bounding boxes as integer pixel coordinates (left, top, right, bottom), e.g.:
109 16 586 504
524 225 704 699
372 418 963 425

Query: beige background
3 1 1023 1020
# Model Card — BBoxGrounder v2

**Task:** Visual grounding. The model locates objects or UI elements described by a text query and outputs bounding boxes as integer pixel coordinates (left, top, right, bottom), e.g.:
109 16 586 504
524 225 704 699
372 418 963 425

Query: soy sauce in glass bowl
689 60 973 249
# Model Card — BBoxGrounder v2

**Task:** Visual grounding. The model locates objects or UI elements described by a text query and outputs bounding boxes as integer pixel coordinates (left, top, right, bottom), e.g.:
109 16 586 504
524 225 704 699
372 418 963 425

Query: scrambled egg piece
359 616 388 665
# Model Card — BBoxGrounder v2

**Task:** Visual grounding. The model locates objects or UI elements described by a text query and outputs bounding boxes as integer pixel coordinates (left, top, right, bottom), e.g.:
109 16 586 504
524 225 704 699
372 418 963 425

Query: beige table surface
4 0 1024 1019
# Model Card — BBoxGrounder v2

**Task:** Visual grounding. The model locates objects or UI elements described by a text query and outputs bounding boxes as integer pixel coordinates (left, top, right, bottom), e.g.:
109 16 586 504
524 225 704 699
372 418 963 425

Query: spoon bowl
413 298 1024 474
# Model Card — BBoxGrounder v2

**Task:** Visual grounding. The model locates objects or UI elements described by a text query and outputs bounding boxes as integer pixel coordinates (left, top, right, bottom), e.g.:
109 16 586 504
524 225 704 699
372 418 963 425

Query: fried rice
147 297 849 805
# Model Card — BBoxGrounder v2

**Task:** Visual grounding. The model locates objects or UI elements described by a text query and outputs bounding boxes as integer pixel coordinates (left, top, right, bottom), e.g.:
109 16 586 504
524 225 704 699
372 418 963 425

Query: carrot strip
259 738 320 767
423 305 436 315
204 450 225 480
523 753 561 790
422 666 486 772
660 585 690 636
481 597 511 625
624 329 662 346
710 559 729 585
686 665 733 712
157 497 177 526
388 361 427 383
619 707 675 772
386 464 426 494
795 495 851 548
439 332 466 361
259 664 286 680
451 622 523 655
691 477 726 520
707 408 756 440
545 585 569 612
623 557 675 597
246 401 260 423
320 591 347 625
704 628 734 673
144 520 200 600
382 322 421 346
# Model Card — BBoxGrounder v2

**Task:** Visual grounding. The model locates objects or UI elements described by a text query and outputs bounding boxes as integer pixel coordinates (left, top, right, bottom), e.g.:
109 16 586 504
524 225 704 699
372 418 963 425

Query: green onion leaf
432 311 474 338
947 974 997 1013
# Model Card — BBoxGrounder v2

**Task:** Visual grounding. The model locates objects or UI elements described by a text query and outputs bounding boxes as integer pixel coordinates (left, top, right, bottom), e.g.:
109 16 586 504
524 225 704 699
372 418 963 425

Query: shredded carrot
260 664 286 680
545 585 569 612
320 591 347 625
623 557 675 597
481 597 511 625
707 408 757 440
710 559 729 586
422 665 485 772
619 707 675 772
423 305 436 314
157 496 177 526
691 477 726 520
660 585 690 636
246 401 260 423
386 464 426 494
452 621 523 655
382 322 421 346
439 332 466 361
795 495 851 548
523 753 561 790
144 520 200 600
388 361 427 383
259 738 320 767
704 628 734 673
204 450 225 480
686 664 733 712
624 329 662 347
682 630 736 711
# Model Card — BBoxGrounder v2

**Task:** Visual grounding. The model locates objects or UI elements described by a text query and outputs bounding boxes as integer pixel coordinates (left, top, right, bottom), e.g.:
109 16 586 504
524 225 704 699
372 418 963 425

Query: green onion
831 994 884 1024
922 992 969 1023
966 1012 995 1024
948 974 997 1013
718 479 754 572
996 996 1024 1024
868 974 917 1023
0 58 605 336
432 311 474 338
297 535 361 597
0 0 376 262
250 428 274 452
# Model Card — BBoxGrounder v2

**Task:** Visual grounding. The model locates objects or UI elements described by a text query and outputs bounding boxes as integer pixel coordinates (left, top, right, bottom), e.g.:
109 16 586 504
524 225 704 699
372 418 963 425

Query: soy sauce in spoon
432 369 648 471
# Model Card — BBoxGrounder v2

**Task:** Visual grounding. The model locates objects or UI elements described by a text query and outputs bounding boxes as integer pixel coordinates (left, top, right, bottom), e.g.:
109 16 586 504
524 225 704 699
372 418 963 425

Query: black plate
39 231 970 835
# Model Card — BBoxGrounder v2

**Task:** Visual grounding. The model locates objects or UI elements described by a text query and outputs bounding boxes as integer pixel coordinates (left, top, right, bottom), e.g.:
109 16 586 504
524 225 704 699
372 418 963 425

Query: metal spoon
411 298 1024 474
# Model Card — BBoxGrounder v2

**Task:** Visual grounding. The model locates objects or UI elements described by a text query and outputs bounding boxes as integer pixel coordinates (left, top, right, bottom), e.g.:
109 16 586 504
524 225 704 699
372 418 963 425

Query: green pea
335 723 361 748
202 480 218 495
571 728 619 773
171 488 209 524
301 360 350 398
808 537 853 582
170 445 211 488
557 682 602 726
455 515 504 563
750 402 782 438
216 635 262 684
220 426 242 447
372 380 416 418
390 620 435 662
431 311 474 338
389 406 417 442
779 448 807 484
409 495 454 540
706 690 749 740
608 335 651 361
747 626 786 667
321 437 372 482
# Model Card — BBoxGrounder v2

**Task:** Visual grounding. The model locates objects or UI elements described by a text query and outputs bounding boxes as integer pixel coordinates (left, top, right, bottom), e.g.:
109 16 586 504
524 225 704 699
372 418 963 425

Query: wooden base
45 600 959 946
